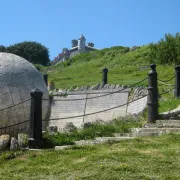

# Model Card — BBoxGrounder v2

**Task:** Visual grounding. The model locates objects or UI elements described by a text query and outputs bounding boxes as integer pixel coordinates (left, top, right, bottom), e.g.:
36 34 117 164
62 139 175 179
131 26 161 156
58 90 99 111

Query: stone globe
0 53 49 136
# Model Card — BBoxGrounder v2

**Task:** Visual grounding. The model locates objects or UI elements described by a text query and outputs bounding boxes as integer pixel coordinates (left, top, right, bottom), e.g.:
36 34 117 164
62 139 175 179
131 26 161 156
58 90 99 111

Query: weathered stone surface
0 53 49 136
115 84 120 89
50 89 129 131
131 127 180 136
84 92 128 123
64 122 77 132
110 84 116 89
0 135 10 150
127 96 147 115
55 145 73 150
10 137 19 151
75 137 135 146
18 133 28 148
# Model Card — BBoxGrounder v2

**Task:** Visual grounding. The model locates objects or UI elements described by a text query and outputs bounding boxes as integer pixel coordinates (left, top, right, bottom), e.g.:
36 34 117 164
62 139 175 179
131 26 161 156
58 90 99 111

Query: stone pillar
175 66 180 98
102 67 108 86
43 74 48 86
147 64 158 123
29 88 43 149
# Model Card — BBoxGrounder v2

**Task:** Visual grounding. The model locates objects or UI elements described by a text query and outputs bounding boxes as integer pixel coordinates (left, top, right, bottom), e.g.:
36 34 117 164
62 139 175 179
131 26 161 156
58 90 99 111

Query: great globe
0 53 49 132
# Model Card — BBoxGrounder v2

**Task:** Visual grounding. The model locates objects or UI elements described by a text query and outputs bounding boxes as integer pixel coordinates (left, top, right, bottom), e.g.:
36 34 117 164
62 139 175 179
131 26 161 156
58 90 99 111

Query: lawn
1 134 180 179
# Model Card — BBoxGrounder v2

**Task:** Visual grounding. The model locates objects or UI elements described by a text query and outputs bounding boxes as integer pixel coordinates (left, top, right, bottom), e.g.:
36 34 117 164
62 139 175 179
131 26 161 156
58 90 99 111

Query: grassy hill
46 45 174 89
42 44 179 113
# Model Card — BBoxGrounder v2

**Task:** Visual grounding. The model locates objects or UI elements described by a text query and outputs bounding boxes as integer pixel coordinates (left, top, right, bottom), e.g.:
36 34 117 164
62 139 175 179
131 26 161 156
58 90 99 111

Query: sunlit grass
1 134 180 179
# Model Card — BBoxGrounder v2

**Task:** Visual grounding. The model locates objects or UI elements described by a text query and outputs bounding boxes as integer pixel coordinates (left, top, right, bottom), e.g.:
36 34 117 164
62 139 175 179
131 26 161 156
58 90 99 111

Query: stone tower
78 34 86 53
71 39 78 47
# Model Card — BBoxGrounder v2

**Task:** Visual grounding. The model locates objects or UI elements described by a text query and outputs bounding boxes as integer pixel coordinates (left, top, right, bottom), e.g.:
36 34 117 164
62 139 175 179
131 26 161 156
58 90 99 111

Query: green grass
1 134 180 179
46 46 151 89
44 45 179 112
46 45 175 89
42 117 143 148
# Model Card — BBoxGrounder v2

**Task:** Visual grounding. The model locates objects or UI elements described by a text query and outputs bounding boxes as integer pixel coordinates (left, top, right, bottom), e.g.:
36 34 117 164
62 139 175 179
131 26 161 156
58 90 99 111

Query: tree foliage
0 45 7 52
1 41 50 65
149 33 180 64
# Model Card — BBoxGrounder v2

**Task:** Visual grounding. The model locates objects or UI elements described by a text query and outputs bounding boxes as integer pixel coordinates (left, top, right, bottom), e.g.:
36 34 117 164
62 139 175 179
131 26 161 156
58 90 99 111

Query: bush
149 33 180 64
42 117 142 148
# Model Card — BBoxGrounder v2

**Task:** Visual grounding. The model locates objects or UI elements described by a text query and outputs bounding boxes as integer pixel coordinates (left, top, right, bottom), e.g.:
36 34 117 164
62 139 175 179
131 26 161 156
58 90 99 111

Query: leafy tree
7 41 50 65
149 33 180 64
0 45 7 52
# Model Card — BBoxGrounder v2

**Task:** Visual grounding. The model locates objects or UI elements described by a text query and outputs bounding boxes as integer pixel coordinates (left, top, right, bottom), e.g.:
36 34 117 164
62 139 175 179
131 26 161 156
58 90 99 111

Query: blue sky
1 0 180 60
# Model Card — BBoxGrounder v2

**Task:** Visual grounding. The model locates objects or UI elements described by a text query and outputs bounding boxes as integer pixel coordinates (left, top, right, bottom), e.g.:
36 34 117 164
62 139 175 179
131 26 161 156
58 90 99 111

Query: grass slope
47 45 174 89
46 45 179 112
47 46 151 89
1 134 180 179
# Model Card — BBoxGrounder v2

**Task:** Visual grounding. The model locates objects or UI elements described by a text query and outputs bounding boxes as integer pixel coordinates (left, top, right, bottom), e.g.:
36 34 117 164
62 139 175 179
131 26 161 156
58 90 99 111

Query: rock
103 84 109 89
83 122 92 129
47 126 58 135
110 84 116 89
95 84 100 90
0 135 10 151
115 85 120 89
98 84 104 90
18 133 28 149
10 137 19 151
64 122 77 132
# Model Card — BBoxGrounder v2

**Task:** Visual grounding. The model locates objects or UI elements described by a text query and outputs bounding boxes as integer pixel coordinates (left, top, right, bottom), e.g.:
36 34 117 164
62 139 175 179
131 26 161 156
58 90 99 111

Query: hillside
46 45 174 89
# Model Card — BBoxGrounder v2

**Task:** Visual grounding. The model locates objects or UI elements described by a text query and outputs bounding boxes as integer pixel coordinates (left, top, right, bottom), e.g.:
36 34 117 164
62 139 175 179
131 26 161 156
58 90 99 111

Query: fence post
102 67 108 86
147 64 158 123
29 88 43 148
43 74 48 86
174 66 180 98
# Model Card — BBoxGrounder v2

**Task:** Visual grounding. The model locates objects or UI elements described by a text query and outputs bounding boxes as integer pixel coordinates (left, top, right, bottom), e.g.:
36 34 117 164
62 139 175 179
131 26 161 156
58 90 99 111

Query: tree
149 33 180 64
0 45 7 52
7 41 50 65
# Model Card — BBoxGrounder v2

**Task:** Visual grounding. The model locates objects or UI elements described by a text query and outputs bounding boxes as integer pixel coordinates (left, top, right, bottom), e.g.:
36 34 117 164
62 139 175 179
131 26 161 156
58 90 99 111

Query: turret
88 42 94 47
71 39 78 47
62 48 70 61
78 34 86 53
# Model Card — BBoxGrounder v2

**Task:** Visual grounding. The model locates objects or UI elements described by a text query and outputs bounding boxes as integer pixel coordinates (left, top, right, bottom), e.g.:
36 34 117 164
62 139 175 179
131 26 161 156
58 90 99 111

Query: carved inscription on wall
127 96 147 115
49 90 129 131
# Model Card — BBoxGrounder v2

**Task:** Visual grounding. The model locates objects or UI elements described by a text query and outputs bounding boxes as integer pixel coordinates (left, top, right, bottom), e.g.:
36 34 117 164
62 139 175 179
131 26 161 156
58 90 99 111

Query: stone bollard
174 66 180 98
43 74 48 86
147 64 158 123
102 67 108 86
29 88 43 149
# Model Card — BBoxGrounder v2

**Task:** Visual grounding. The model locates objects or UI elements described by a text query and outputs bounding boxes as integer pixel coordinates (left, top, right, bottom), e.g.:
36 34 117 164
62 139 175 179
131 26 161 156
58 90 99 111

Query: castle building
51 34 97 65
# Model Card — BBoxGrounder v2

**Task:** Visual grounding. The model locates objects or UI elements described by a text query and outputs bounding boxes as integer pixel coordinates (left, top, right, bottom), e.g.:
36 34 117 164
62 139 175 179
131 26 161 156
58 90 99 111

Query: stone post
147 64 158 123
29 88 43 149
102 67 108 86
43 74 48 86
174 66 180 98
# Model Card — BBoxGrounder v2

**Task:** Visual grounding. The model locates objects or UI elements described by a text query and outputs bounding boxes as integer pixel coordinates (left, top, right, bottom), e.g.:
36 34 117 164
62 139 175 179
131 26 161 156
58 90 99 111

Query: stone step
95 137 135 141
144 124 180 128
136 132 159 137
55 145 73 150
131 128 180 135
75 137 135 146
113 133 133 137
156 120 180 128
156 120 180 125
114 132 159 137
